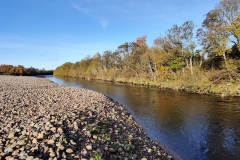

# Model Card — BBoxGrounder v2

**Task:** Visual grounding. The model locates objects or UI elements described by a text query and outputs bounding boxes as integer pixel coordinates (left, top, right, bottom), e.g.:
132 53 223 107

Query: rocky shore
0 76 171 160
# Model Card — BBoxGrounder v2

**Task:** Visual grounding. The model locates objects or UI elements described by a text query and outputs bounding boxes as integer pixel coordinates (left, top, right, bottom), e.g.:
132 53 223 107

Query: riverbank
54 68 240 97
0 75 171 160
114 77 240 97
92 71 240 97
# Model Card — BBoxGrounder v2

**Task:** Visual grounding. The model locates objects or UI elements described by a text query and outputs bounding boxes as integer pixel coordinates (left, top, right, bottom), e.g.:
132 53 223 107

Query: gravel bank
0 76 171 160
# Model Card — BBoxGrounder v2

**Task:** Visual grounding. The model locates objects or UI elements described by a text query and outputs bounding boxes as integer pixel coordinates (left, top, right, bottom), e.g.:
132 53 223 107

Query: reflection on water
45 75 240 160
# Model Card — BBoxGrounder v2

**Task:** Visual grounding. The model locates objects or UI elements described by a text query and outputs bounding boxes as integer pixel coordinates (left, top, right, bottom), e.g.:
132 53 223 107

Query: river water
45 75 240 160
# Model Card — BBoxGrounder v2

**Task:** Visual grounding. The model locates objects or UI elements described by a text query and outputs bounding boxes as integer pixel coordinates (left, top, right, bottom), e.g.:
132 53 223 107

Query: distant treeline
54 0 240 96
0 64 53 76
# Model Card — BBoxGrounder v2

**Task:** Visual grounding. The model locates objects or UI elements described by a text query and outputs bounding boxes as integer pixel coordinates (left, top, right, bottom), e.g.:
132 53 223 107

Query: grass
92 153 104 160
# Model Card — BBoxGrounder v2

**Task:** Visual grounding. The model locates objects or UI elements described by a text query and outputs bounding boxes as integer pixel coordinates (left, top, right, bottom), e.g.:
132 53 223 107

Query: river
44 75 240 160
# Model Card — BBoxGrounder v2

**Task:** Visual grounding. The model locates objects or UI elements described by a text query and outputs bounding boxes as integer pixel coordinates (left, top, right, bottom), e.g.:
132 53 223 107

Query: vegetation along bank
0 64 53 76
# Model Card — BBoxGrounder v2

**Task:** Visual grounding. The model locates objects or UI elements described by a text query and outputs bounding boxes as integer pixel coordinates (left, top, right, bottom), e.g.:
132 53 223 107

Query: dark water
45 75 240 160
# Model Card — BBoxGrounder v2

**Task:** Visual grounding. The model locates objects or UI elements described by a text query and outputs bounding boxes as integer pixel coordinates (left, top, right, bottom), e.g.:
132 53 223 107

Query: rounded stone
118 147 123 152
49 151 56 158
26 156 34 160
37 133 45 140
5 156 14 160
93 135 97 140
47 139 55 145
109 148 116 153
57 128 63 133
147 148 152 153
8 132 15 139
70 140 76 145
12 150 19 156
4 147 13 153
32 138 37 144
17 140 26 146
66 148 74 154
86 145 92 151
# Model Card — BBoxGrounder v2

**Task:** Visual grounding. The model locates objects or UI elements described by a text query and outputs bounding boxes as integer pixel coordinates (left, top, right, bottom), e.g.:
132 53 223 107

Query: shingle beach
0 76 171 160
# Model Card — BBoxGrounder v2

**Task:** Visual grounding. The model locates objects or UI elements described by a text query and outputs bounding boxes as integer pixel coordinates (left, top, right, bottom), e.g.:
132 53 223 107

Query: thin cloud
100 18 109 29
71 3 110 29
72 3 91 16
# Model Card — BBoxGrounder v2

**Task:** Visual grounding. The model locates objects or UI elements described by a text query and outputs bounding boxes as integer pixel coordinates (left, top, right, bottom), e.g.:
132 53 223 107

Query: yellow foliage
226 14 240 44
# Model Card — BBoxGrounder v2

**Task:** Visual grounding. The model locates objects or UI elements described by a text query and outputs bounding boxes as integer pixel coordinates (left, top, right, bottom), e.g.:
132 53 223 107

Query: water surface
45 75 240 160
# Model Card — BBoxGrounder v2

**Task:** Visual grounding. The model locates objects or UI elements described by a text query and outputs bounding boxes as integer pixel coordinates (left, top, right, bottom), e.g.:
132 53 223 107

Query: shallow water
45 75 240 160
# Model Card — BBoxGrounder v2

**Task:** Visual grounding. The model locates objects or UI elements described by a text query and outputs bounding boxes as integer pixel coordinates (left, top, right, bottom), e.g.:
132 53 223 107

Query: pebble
86 145 92 151
12 150 19 156
37 133 45 140
118 147 123 152
147 148 152 153
81 149 87 156
4 147 13 153
8 132 15 139
58 145 65 151
26 156 34 160
70 139 76 145
17 140 26 146
66 148 74 154
5 156 14 160
57 128 63 133
49 151 56 157
109 147 116 153
93 135 98 140
32 138 37 144
47 139 55 145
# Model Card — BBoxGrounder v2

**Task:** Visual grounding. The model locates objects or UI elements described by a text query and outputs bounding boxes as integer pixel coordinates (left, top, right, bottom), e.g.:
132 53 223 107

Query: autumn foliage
0 64 53 76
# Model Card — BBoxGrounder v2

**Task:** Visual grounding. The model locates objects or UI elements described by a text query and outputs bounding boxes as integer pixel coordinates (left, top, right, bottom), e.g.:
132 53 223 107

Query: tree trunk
199 50 204 68
223 52 233 81
189 57 193 75
223 52 228 69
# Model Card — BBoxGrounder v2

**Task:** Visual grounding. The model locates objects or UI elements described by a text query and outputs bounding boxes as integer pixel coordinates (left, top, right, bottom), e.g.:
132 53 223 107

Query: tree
54 62 73 76
197 0 240 69
154 21 196 74
218 0 240 45
9 67 16 75
181 21 196 75
226 14 240 58
69 62 80 77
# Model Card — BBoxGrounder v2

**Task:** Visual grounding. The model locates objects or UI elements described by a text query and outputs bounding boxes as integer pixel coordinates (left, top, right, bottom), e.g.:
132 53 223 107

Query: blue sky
0 0 219 70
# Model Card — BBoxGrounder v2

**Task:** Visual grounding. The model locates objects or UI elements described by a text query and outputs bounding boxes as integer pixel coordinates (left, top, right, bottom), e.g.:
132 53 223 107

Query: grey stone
109 148 116 153
8 132 15 139
4 147 13 153
26 156 34 160
17 140 26 146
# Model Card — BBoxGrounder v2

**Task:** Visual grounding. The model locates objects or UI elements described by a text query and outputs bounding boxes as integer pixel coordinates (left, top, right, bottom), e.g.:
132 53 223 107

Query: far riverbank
54 73 240 97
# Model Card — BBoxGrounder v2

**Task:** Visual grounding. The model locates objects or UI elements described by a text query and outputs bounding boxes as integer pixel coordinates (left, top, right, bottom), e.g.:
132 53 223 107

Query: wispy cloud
72 3 91 16
100 18 109 29
71 3 110 29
